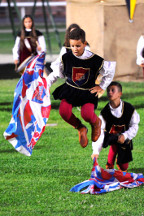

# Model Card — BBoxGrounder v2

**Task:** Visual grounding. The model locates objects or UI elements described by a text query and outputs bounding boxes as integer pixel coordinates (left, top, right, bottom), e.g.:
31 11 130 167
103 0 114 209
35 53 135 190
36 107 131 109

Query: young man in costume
91 81 140 171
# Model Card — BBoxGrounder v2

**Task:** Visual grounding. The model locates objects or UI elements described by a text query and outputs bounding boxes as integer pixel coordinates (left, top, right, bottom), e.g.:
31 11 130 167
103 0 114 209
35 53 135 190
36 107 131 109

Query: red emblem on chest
72 67 90 86
110 125 125 134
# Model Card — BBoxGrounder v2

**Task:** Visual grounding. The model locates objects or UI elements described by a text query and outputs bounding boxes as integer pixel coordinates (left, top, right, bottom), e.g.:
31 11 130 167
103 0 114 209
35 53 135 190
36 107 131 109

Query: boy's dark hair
69 28 86 43
107 81 122 92
64 23 80 47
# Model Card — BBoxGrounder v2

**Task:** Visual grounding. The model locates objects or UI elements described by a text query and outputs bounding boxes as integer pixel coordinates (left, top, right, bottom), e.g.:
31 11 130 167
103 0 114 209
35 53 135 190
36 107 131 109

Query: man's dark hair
69 28 86 43
107 81 122 92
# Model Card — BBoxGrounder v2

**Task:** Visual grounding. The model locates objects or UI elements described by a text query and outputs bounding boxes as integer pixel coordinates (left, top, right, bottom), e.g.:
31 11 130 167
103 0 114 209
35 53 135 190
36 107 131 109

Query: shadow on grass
50 101 60 110
133 104 144 109
0 102 13 112
129 168 144 173
122 91 144 100
0 107 12 112
0 148 17 154
34 145 46 150
0 102 12 106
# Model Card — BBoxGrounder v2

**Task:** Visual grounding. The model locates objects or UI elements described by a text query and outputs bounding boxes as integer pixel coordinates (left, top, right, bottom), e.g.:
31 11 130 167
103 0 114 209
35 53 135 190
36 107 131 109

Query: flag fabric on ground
4 52 51 156
70 158 144 194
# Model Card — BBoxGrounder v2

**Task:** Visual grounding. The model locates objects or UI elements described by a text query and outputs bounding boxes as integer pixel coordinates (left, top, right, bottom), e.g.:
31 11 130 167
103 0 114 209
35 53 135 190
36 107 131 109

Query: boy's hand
89 85 103 97
117 134 125 144
91 154 99 160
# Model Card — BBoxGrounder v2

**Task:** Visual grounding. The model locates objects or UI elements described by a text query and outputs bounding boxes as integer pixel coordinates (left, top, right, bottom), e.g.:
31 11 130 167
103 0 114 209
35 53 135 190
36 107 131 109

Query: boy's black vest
101 101 135 134
102 101 135 164
62 51 103 88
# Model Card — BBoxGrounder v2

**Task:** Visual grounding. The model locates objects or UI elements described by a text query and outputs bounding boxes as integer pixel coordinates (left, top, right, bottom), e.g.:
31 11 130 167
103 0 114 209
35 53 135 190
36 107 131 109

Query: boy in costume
91 81 140 171
47 28 116 148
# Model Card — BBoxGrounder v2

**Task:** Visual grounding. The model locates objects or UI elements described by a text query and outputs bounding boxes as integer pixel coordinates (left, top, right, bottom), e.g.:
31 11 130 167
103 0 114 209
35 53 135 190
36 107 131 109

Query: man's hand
91 154 99 160
89 85 103 97
117 134 125 144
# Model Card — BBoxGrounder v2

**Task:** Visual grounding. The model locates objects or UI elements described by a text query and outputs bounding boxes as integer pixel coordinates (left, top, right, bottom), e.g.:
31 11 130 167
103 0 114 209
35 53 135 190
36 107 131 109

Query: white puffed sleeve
99 61 116 90
136 35 144 65
46 47 67 88
50 46 67 71
46 59 64 88
122 110 140 140
12 36 20 61
37 35 47 54
92 115 106 155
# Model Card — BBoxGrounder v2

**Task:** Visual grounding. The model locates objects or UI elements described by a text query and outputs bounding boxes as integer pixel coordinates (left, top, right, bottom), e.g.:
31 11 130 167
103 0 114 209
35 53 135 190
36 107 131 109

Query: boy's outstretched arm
91 154 99 160
46 58 64 88
46 72 60 88
91 115 105 160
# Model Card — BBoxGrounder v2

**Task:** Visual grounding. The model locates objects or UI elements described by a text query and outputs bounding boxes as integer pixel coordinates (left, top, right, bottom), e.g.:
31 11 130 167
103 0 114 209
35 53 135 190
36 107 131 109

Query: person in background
12 14 46 74
50 23 90 72
91 81 140 172
136 34 144 77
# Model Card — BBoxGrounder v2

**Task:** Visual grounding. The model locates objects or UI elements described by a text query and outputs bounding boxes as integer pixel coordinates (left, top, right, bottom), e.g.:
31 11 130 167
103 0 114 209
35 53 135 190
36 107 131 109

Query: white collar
73 49 92 59
109 100 123 111
25 28 32 32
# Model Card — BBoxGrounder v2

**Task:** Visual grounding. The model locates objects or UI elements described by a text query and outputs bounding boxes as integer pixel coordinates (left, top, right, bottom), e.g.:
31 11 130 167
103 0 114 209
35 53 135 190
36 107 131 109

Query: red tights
107 144 129 171
59 99 98 128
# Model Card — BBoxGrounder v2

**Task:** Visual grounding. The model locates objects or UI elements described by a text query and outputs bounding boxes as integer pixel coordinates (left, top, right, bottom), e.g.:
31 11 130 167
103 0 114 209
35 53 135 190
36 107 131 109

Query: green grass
0 79 144 216
0 31 65 54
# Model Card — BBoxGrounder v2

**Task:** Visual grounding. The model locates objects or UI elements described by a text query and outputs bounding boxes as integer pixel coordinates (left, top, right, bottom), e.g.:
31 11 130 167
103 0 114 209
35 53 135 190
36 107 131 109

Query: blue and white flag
70 158 144 194
4 52 51 156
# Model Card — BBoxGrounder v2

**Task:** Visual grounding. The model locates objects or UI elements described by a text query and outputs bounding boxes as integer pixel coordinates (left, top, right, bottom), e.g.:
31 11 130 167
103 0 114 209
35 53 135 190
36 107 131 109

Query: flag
70 158 144 194
125 0 137 22
4 52 51 156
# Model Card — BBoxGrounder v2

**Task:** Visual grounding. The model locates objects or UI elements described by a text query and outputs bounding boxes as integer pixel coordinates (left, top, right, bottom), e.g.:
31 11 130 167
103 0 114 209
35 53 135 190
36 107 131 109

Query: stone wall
66 1 144 81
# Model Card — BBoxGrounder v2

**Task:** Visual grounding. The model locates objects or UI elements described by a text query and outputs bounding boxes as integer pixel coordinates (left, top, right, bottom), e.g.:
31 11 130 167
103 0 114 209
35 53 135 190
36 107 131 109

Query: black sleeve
35 30 43 36
17 31 21 37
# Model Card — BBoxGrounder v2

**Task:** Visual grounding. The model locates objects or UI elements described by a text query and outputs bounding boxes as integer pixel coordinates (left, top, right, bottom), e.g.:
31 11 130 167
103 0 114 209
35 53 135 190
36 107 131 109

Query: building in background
66 0 144 81
0 0 66 26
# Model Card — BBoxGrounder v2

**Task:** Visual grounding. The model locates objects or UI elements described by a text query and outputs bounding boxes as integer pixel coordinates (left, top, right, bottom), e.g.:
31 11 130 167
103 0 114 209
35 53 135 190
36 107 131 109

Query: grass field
0 79 144 216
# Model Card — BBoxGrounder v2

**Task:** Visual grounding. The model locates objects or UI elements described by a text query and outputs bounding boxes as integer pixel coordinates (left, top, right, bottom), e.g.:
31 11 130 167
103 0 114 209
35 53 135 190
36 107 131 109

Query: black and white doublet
101 101 135 134
101 101 135 164
52 51 103 107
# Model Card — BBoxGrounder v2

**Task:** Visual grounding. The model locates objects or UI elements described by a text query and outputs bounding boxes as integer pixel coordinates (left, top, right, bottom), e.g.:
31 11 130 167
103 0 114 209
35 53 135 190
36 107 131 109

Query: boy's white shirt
12 28 47 61
47 49 116 89
92 100 140 155
136 35 144 65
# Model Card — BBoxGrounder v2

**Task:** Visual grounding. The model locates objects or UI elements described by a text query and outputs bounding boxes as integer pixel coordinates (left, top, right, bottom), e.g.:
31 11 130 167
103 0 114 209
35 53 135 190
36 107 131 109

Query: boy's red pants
59 99 98 127
107 144 129 171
